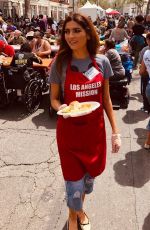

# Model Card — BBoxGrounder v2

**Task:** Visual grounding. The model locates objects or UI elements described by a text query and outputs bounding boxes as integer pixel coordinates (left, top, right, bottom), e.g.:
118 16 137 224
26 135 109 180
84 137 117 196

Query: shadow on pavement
0 101 30 121
130 93 143 103
31 93 57 129
134 128 147 143
0 93 57 128
142 213 150 230
122 110 149 124
114 127 150 188
32 108 57 129
113 149 150 188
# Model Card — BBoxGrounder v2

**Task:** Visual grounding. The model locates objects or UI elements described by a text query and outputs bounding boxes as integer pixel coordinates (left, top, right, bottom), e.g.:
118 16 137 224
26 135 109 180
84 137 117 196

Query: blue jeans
65 173 94 211
146 119 150 131
146 83 150 105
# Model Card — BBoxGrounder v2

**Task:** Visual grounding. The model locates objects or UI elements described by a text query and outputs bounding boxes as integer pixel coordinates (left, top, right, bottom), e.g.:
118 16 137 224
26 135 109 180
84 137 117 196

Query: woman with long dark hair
49 13 121 230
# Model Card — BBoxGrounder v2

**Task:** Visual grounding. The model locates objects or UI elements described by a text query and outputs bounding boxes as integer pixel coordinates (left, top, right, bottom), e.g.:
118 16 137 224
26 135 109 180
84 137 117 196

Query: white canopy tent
78 1 105 22
92 4 105 18
106 8 114 13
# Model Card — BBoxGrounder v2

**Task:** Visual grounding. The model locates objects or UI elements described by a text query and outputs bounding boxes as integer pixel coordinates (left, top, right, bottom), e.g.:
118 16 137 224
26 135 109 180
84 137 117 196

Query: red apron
57 57 106 181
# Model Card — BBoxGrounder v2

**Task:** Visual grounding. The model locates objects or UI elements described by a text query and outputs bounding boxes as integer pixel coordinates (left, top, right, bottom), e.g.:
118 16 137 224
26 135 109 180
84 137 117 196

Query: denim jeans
65 173 94 211
146 119 150 131
146 83 150 105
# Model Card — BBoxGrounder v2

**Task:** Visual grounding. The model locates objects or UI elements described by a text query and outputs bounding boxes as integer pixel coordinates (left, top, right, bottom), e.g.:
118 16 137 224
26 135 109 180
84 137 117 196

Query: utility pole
24 0 30 18
73 0 75 12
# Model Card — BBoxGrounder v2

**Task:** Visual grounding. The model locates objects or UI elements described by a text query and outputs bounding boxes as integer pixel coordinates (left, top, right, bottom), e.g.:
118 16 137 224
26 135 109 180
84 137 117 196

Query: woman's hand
58 104 67 111
111 134 121 153
58 104 70 119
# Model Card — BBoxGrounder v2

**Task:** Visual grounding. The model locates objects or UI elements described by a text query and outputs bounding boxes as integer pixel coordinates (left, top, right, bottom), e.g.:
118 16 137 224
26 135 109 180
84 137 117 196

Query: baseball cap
26 31 34 37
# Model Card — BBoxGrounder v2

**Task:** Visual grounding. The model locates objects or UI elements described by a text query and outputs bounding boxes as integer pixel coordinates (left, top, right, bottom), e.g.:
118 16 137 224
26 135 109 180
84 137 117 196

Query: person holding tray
49 13 121 230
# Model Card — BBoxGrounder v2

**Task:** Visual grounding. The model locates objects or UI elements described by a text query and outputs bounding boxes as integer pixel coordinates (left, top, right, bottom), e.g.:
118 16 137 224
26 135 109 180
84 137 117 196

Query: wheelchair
0 64 48 113
109 76 130 109
109 53 133 110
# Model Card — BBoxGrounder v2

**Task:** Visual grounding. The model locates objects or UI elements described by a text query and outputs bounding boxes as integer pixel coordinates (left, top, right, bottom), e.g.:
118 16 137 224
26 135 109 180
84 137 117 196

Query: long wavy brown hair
56 13 100 74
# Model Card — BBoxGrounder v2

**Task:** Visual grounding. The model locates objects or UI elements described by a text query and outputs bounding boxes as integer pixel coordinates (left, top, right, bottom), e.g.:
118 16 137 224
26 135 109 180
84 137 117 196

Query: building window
2 1 9 17
39 6 48 15
31 5 37 17
58 7 63 19
51 6 57 20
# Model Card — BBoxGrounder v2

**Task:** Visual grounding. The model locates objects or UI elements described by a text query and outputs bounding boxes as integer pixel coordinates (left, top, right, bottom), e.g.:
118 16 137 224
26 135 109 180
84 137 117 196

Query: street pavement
0 71 150 230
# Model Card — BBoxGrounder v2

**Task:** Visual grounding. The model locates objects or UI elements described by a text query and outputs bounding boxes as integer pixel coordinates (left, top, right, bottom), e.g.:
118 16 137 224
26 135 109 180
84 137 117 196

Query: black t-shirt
132 24 145 35
11 52 42 67
38 20 46 32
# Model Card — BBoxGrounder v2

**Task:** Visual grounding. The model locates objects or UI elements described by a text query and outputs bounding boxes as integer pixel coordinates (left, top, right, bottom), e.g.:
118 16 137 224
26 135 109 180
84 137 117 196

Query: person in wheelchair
1 42 44 112
11 42 42 68
2 42 42 90
104 39 125 81
10 42 48 94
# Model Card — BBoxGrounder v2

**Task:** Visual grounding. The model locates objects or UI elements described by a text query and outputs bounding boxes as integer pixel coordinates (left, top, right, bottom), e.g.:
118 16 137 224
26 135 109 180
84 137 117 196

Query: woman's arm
103 79 119 134
124 29 130 40
43 40 51 56
37 40 51 57
50 83 62 111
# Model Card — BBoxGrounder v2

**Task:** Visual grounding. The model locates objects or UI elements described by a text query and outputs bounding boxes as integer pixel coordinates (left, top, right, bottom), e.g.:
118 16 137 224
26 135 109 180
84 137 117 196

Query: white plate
57 101 100 118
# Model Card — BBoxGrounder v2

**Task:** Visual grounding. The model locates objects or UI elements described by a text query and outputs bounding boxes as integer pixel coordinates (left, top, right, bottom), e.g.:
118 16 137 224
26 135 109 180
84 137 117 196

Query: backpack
121 53 133 71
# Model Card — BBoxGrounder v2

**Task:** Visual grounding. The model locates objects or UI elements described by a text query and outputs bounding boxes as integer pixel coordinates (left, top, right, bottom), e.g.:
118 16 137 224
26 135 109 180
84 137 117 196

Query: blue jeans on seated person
65 173 94 211
146 83 150 105
146 119 150 131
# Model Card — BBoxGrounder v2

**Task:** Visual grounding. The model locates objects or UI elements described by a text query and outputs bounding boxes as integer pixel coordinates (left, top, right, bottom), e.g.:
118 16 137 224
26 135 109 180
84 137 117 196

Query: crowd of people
0 13 64 59
94 14 150 152
0 10 150 230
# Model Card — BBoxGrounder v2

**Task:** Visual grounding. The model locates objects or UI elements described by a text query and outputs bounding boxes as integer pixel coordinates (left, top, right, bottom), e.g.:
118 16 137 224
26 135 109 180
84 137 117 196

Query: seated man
0 40 15 57
104 39 125 80
44 29 53 44
32 31 51 58
7 30 26 45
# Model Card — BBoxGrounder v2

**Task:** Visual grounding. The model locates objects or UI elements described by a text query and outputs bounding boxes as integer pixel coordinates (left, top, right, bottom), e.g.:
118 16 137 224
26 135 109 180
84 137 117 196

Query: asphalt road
0 72 150 230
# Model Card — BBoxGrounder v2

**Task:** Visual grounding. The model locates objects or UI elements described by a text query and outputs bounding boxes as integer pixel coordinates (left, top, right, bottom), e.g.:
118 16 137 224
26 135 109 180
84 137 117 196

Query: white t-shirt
52 23 57 32
143 49 150 77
